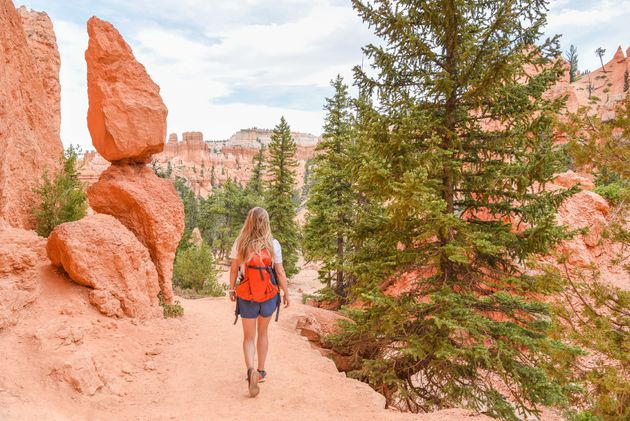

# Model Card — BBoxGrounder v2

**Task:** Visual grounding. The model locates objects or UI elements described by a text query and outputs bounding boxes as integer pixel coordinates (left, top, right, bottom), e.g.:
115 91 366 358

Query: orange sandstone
46 214 161 318
87 164 184 303
85 16 167 163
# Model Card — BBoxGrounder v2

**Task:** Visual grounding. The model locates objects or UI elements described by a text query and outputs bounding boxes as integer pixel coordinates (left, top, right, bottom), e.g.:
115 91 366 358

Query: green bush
158 293 184 318
32 145 87 237
173 243 224 296
593 181 627 205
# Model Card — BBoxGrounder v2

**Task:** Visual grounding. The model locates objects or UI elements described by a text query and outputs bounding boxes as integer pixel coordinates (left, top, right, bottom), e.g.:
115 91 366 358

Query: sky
18 0 630 151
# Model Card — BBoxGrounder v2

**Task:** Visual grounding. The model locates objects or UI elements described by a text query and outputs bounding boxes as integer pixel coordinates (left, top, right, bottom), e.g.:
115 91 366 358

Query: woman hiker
228 207 290 397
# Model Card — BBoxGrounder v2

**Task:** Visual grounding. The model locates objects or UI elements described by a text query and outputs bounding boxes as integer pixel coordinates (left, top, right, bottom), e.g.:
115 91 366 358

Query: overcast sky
19 0 630 150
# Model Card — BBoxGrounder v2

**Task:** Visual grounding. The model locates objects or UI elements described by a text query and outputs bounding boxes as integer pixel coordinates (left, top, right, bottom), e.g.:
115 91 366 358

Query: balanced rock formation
0 220 47 329
0 0 63 228
86 16 167 163
47 214 161 318
83 16 184 304
87 165 184 303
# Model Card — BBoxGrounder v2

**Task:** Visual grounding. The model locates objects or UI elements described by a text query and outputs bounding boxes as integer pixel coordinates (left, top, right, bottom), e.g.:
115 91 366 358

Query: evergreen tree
331 1 580 418
247 141 266 195
595 47 607 72
304 76 355 298
173 177 199 251
624 69 629 92
564 44 578 83
265 117 300 277
198 179 261 259
32 145 88 237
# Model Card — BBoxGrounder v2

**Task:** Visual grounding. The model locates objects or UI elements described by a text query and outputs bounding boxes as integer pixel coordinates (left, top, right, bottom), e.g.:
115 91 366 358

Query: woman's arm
274 263 290 307
228 258 240 302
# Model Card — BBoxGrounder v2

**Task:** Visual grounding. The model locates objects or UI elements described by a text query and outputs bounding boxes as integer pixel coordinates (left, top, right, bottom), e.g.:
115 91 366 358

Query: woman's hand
228 289 236 302
282 292 290 308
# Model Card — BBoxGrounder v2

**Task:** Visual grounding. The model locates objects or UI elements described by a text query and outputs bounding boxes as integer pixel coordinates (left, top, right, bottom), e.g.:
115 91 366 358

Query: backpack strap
233 298 240 325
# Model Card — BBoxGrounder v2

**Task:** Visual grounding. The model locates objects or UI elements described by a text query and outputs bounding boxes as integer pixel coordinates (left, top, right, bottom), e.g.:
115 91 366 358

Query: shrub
593 181 627 205
158 293 184 318
32 145 87 237
173 243 224 296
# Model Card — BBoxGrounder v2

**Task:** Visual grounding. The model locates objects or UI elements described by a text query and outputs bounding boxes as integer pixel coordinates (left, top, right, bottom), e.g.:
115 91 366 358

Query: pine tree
304 76 355 298
265 117 300 277
564 44 578 83
32 145 88 237
331 1 581 418
624 69 629 92
247 141 265 195
595 47 607 72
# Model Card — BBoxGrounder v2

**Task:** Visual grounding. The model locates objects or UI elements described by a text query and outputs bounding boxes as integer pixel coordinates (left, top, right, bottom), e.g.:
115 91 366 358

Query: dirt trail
0 262 490 421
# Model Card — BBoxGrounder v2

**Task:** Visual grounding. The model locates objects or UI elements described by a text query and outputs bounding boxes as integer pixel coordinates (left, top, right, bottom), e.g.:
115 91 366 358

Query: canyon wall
81 128 319 197
0 1 62 228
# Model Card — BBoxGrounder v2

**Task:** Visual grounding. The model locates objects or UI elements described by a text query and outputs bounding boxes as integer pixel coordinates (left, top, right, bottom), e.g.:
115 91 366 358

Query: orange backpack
233 248 281 323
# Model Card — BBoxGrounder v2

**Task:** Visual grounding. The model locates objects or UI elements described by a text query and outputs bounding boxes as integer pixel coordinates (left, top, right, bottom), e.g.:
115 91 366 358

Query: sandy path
0 264 420 421
0 262 491 421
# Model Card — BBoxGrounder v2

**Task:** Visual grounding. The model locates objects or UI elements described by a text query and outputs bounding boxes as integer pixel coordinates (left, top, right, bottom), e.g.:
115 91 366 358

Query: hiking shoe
247 368 260 397
257 369 267 383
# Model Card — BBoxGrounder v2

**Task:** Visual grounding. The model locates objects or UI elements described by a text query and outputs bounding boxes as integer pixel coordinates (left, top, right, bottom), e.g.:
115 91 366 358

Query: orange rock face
17 6 61 136
0 220 47 329
0 0 62 229
87 164 184 303
85 16 167 163
556 191 630 290
46 214 161 318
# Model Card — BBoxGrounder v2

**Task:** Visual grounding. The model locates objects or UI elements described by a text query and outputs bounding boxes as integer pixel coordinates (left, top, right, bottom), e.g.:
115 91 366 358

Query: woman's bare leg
256 315 272 371
241 318 257 370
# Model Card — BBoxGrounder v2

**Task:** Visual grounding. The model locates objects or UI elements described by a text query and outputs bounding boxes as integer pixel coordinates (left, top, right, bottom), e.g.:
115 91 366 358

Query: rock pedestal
87 165 184 303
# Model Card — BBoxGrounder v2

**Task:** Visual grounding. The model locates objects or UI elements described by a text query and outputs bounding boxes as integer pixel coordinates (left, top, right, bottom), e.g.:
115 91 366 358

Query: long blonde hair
235 207 275 263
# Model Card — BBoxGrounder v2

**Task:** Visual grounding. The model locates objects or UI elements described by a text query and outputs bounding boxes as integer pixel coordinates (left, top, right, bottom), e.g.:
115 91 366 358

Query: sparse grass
158 293 184 318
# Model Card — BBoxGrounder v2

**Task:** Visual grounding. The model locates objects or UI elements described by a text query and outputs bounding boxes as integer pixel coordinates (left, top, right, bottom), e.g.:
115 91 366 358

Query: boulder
0 221 47 329
0 0 63 228
46 214 161 318
87 164 184 303
85 16 167 163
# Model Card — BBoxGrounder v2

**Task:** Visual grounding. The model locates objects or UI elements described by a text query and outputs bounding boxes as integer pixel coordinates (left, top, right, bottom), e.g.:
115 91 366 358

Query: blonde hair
235 207 275 263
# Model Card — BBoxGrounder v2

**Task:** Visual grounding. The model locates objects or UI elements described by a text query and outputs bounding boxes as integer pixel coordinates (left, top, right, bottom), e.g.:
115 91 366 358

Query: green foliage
158 293 184 318
265 117 300 277
565 45 579 83
198 179 262 259
32 145 88 237
150 160 173 179
551 266 630 421
172 177 199 251
248 142 266 195
304 76 357 299
559 85 630 420
173 243 224 295
624 69 629 93
593 181 627 205
330 0 582 418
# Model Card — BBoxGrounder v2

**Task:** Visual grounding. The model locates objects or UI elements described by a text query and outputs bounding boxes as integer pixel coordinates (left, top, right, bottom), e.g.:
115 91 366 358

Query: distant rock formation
81 128 319 197
0 1 63 229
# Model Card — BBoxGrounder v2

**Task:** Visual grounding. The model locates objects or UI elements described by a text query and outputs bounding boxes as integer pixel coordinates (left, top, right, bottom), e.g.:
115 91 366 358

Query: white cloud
30 0 629 151
26 0 372 150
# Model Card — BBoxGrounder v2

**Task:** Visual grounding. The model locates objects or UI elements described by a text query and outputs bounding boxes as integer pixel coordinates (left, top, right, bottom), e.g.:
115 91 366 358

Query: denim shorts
237 296 278 319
